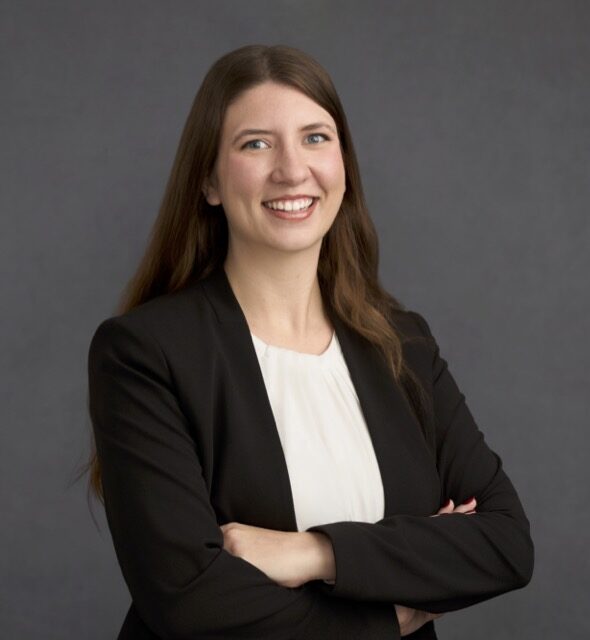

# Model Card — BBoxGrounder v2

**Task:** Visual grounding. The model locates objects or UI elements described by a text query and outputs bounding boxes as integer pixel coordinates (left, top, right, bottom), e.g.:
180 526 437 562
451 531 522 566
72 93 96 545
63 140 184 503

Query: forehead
222 82 335 133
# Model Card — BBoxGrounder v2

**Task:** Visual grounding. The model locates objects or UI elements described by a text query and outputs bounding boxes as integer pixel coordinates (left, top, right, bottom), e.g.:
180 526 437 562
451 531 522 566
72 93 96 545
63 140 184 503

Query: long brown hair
82 44 430 504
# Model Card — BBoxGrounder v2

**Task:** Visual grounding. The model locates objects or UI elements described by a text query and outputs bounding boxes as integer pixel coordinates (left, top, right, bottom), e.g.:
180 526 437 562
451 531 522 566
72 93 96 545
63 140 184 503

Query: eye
241 139 270 150
241 132 331 150
306 132 330 144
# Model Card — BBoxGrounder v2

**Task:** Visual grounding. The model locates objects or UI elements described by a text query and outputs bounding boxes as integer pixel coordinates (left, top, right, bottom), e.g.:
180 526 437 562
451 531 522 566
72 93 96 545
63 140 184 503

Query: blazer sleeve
88 316 398 639
306 310 534 613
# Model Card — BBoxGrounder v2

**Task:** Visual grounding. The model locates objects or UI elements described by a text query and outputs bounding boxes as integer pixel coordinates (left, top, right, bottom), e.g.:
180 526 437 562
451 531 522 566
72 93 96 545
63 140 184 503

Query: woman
86 44 534 639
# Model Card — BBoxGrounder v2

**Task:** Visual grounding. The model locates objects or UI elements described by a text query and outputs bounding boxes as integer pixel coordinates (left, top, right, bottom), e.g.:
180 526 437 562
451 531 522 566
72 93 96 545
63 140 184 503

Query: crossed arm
220 497 478 636
218 497 478 588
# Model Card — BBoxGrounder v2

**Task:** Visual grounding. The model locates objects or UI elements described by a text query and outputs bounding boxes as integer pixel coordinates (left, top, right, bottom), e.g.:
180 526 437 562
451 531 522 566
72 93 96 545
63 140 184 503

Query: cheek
320 148 346 190
225 156 264 197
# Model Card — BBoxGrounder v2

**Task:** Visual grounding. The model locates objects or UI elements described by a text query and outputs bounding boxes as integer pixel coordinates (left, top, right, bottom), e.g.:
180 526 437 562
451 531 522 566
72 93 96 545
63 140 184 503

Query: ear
202 175 222 206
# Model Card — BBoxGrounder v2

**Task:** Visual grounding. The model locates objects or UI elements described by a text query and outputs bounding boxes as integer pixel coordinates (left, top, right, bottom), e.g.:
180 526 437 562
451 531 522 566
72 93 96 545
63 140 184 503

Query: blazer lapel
331 313 440 517
199 266 440 531
199 266 299 531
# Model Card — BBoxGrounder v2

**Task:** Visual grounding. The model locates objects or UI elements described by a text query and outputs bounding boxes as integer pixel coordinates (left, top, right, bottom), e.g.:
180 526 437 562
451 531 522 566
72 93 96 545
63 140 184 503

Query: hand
395 604 444 637
430 496 477 517
220 522 315 589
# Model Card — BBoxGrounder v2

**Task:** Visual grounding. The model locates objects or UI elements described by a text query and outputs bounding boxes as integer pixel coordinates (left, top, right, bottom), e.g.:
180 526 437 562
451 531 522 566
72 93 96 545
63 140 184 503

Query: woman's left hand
220 522 321 588
395 604 444 636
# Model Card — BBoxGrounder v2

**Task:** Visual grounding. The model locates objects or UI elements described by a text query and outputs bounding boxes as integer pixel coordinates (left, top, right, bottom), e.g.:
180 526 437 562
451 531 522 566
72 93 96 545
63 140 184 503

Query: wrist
300 531 336 582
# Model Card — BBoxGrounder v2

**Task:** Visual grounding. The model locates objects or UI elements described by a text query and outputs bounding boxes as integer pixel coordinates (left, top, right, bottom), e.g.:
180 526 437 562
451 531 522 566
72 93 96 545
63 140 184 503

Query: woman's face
204 81 346 260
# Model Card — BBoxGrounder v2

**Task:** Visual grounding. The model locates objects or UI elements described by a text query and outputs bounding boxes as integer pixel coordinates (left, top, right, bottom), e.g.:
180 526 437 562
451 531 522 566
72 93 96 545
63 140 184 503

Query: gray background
2 1 588 637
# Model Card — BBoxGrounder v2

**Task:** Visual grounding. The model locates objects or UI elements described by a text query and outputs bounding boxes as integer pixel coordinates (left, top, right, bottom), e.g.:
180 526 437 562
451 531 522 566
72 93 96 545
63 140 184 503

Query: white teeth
263 197 314 211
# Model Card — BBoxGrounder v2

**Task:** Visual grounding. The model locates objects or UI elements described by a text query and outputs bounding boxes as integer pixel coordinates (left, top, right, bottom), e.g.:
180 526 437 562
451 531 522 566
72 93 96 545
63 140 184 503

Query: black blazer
88 265 534 640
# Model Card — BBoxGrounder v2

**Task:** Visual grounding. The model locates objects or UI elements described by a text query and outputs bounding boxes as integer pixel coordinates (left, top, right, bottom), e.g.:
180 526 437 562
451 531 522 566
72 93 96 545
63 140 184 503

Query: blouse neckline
250 330 339 367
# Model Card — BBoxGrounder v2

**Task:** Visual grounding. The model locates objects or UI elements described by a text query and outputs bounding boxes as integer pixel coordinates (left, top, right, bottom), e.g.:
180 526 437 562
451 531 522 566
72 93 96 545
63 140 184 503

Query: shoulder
89 280 216 359
387 306 435 344
385 307 439 381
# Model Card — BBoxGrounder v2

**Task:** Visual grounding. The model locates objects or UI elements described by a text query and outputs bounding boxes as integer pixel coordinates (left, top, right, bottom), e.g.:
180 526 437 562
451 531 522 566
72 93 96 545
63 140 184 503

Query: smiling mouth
261 197 319 219
261 197 318 212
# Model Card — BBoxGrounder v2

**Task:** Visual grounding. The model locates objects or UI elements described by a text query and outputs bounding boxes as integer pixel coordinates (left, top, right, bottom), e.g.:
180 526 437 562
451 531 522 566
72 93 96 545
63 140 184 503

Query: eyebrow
231 122 337 145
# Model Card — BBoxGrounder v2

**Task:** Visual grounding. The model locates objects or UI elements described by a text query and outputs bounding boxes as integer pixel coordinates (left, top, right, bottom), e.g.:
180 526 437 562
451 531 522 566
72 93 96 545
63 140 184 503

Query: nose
271 142 311 184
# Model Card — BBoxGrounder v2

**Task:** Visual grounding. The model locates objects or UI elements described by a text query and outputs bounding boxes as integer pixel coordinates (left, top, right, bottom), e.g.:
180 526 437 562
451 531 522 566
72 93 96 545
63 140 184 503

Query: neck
223 246 328 339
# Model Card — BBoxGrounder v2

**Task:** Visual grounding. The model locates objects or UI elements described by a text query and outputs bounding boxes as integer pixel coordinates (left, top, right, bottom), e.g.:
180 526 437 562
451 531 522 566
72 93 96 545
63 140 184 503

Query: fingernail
461 496 476 505
443 499 452 508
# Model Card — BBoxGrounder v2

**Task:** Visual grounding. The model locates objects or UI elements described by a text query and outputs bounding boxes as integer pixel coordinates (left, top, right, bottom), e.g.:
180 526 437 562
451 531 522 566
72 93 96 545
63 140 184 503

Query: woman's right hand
394 497 478 636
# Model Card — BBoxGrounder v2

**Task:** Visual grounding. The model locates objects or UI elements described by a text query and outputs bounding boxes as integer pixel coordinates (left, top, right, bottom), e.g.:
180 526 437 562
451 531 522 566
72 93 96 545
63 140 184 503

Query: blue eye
242 139 269 150
241 132 330 150
306 133 329 144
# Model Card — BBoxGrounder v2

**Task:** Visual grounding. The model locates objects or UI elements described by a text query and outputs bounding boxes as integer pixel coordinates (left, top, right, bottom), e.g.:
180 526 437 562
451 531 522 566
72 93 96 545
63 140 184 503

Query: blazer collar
198 265 439 528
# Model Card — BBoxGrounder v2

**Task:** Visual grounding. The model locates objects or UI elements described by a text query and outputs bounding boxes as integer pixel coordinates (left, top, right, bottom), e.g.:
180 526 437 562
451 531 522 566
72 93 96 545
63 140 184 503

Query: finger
430 499 454 517
394 604 411 626
439 498 454 514
453 497 477 513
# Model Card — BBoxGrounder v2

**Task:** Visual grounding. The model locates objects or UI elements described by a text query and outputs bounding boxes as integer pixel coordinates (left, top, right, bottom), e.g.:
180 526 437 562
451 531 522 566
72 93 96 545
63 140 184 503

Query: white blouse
250 329 385 535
